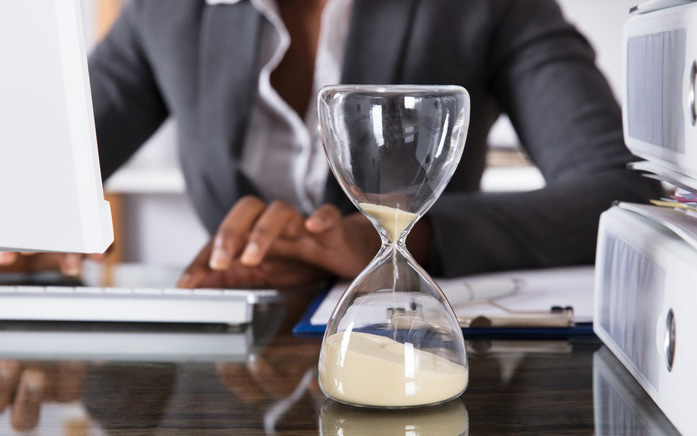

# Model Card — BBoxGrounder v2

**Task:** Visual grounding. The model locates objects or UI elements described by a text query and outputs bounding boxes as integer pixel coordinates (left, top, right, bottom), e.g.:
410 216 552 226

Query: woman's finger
58 254 83 277
240 201 302 267
178 240 214 289
0 252 18 266
209 196 266 271
305 204 344 248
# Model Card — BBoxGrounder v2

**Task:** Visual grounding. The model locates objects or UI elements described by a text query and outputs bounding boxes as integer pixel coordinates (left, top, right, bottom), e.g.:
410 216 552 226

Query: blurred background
81 0 638 267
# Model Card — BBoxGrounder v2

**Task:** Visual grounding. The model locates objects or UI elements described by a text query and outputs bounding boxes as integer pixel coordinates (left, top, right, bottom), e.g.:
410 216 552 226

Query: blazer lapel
197 1 261 159
324 0 418 209
196 1 262 217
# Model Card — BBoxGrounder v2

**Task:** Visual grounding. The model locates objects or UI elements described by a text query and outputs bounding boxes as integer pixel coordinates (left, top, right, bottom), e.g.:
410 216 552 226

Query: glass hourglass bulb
317 85 471 408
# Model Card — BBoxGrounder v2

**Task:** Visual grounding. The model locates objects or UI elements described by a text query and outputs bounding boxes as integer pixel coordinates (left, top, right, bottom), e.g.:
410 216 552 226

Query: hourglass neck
376 240 414 262
380 234 407 249
359 202 419 248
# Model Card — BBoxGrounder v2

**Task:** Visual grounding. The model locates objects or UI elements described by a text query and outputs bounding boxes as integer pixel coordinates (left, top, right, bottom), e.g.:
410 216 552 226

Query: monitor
0 0 113 253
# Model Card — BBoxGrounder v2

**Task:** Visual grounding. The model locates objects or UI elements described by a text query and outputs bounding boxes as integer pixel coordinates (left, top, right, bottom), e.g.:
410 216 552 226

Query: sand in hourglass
359 203 418 242
319 332 468 408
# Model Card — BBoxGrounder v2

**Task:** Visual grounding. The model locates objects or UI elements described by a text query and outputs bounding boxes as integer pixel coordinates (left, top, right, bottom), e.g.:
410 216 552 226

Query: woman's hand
178 196 433 289
177 196 379 288
178 196 313 288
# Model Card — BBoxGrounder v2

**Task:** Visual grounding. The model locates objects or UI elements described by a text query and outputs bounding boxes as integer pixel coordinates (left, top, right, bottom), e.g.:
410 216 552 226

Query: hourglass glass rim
318 84 469 97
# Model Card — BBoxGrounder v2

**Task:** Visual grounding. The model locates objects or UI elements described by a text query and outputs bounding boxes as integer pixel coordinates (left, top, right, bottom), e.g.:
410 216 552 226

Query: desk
0 279 680 435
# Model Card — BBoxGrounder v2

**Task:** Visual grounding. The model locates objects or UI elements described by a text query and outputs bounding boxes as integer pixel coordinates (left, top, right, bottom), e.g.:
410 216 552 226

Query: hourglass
316 85 471 408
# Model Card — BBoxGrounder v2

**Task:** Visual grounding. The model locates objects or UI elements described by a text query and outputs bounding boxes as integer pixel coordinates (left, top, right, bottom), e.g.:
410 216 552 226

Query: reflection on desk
0 323 254 363
320 399 468 435
594 347 680 435
0 293 284 363
0 305 315 434
0 265 686 434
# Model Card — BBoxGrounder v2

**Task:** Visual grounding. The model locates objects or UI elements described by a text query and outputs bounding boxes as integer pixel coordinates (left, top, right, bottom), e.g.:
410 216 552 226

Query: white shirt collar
205 0 244 4
205 0 280 19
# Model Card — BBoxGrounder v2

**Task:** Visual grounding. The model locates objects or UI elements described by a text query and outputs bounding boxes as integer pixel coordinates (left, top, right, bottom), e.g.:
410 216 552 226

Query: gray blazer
89 0 661 276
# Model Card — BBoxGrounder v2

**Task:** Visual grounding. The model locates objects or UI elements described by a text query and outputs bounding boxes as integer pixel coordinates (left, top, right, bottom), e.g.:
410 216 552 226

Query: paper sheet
310 266 595 326
619 202 697 252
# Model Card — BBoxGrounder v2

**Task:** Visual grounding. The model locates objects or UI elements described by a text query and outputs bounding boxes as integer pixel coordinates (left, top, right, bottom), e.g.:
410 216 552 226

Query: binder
595 204 697 436
622 0 697 181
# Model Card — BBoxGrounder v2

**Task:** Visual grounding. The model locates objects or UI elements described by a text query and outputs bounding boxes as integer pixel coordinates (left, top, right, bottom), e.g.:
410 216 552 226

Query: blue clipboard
293 290 595 339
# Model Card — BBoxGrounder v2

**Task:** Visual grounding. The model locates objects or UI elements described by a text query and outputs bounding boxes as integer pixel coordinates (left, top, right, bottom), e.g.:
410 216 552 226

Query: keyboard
0 285 281 325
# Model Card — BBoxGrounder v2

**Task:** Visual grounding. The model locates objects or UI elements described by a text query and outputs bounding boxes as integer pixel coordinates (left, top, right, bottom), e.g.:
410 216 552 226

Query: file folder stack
594 2 697 434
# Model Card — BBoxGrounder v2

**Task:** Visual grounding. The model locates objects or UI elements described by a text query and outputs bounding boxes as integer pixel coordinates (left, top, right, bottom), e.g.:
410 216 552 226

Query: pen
461 277 524 301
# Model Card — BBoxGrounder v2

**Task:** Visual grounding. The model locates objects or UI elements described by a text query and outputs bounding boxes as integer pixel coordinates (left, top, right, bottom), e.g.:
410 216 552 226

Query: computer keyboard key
193 289 226 297
133 288 163 295
75 287 104 294
104 288 133 295
45 287 75 294
16 286 45 294
164 288 193 295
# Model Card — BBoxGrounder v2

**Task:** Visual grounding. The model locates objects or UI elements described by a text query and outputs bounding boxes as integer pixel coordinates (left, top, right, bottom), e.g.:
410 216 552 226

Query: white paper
629 161 697 192
618 202 697 252
310 266 595 326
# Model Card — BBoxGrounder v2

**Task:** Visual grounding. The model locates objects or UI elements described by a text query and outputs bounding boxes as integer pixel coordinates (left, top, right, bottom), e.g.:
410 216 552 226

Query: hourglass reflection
317 85 471 408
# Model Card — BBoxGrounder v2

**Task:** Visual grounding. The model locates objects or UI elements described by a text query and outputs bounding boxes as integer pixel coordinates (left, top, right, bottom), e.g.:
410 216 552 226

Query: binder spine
596 230 667 392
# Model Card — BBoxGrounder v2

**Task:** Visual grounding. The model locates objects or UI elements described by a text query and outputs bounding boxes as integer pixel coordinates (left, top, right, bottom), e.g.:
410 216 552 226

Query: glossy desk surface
0 270 681 435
